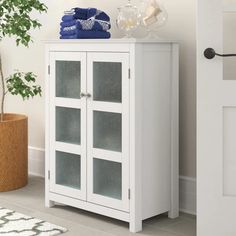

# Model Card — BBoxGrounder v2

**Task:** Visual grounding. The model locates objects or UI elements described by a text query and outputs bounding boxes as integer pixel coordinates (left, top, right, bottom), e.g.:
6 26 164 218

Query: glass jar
116 0 140 38
139 0 168 38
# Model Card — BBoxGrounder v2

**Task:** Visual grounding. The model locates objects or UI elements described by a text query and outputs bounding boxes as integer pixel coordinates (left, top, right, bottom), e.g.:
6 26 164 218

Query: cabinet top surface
44 38 178 44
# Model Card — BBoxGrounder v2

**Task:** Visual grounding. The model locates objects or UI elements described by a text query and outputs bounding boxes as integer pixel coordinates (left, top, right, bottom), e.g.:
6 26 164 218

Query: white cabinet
45 39 179 233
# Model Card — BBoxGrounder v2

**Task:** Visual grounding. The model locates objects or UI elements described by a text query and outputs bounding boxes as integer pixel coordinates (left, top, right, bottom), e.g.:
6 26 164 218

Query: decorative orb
116 0 140 38
139 0 168 38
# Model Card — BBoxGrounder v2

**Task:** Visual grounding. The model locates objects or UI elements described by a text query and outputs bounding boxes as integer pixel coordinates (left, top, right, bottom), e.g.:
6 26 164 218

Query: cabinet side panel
142 44 172 219
129 44 143 232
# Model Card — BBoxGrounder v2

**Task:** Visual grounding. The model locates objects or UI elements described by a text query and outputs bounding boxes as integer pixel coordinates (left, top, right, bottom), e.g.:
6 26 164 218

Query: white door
87 53 130 212
49 52 87 200
197 1 236 235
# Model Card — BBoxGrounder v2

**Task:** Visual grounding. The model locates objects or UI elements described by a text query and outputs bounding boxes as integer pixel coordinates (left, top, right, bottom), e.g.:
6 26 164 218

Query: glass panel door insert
93 62 122 103
56 61 81 98
56 107 81 145
56 151 81 189
93 111 122 152
93 158 122 200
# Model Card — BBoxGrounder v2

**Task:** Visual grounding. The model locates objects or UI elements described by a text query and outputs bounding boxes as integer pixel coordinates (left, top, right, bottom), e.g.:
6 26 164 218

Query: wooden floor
0 176 196 236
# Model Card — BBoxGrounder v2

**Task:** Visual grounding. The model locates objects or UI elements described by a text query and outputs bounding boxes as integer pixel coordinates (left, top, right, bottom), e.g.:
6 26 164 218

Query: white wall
0 0 196 178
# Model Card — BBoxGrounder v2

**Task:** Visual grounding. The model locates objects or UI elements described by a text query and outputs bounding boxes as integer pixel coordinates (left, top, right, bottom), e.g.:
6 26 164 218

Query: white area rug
0 207 67 235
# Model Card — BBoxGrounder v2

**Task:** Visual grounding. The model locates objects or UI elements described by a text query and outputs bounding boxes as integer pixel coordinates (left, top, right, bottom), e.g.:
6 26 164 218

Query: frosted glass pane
56 61 81 98
93 111 122 152
56 151 81 189
223 13 236 80
93 158 122 200
93 62 122 103
56 107 81 145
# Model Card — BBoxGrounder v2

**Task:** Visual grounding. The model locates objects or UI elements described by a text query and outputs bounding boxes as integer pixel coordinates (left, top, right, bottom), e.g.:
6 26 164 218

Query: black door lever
204 48 236 59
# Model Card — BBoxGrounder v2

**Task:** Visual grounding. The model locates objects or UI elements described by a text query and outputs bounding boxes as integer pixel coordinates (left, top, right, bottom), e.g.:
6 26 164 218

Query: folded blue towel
60 35 78 39
61 20 111 32
60 20 77 27
60 30 111 39
73 7 91 20
93 11 110 22
60 28 77 36
62 8 110 22
74 8 97 20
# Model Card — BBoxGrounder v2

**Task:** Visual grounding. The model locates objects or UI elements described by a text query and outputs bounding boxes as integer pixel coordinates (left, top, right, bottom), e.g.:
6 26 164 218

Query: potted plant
0 0 47 192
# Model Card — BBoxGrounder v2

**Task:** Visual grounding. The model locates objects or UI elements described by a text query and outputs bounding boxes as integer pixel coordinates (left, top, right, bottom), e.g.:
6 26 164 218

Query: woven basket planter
0 114 28 192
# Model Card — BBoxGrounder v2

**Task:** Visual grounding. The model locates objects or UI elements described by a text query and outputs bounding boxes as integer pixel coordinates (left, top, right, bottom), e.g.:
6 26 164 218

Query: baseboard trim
28 146 196 215
28 146 45 178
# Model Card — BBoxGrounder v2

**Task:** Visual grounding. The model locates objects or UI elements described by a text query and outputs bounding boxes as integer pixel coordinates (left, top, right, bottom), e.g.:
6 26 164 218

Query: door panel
87 53 130 212
223 107 236 196
49 52 87 200
198 0 236 235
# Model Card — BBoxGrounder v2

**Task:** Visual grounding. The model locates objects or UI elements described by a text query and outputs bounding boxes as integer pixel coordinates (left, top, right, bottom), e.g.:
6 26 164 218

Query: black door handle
204 48 236 59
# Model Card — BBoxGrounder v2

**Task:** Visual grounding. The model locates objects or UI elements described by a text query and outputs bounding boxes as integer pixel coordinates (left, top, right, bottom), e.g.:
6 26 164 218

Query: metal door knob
86 93 91 98
80 92 91 98
80 92 86 98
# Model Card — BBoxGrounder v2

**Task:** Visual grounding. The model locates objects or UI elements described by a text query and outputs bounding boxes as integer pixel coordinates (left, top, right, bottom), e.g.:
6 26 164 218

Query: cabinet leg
129 219 142 233
45 200 55 208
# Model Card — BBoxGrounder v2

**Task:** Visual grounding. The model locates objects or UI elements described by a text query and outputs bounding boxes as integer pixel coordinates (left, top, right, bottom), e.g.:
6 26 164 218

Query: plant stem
0 55 5 122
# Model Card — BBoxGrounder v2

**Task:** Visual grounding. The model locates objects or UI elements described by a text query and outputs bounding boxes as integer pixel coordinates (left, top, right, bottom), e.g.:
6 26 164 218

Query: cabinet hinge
48 65 50 75
48 170 50 180
128 189 131 200
128 68 131 79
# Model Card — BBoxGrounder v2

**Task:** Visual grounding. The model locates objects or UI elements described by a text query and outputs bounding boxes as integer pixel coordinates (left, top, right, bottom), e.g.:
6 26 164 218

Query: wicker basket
0 114 28 192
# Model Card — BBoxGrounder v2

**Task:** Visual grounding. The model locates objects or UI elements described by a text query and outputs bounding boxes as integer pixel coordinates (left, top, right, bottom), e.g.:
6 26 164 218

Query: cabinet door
49 52 87 200
87 53 130 212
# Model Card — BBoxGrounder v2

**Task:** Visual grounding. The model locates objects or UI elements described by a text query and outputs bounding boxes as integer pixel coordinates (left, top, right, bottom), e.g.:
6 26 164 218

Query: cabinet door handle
204 48 236 59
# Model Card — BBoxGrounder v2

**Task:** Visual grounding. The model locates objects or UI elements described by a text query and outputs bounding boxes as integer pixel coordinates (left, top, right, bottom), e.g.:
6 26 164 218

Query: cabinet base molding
48 192 130 222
